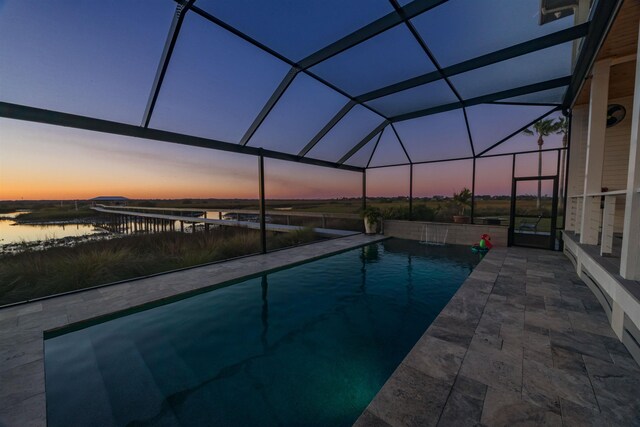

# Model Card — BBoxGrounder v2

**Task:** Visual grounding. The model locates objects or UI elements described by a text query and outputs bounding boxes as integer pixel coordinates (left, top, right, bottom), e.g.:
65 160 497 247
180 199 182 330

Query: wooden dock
91 206 358 237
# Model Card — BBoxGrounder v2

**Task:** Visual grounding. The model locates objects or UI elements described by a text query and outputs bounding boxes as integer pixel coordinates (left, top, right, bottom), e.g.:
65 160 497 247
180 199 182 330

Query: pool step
91 334 173 426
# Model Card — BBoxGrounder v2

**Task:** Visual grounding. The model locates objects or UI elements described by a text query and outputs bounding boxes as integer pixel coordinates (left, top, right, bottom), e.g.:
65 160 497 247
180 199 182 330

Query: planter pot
453 215 471 224
364 218 378 234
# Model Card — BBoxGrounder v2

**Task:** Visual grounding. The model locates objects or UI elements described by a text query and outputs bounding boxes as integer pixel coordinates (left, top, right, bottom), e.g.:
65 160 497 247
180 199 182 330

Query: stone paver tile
549 330 612 363
0 334 43 373
551 347 588 376
469 331 503 352
437 375 487 426
353 410 391 427
459 347 522 393
544 295 586 313
483 299 525 325
523 357 599 412
403 335 466 382
475 315 502 337
583 354 640 425
438 292 486 325
507 294 546 310
453 375 487 400
524 346 553 368
493 282 526 298
368 364 449 427
609 351 640 373
526 282 561 299
0 360 45 411
566 311 616 338
427 315 476 348
437 388 483 427
16 313 69 331
0 392 46 427
481 386 562 426
527 269 555 279
468 270 498 283
525 309 572 334
559 398 609 427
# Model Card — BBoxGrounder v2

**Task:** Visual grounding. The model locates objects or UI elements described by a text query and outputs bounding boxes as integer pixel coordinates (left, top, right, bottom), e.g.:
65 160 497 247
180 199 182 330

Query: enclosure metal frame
0 0 622 252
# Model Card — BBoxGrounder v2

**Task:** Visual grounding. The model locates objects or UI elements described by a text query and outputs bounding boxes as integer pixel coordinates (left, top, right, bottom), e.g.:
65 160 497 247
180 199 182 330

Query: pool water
45 239 480 426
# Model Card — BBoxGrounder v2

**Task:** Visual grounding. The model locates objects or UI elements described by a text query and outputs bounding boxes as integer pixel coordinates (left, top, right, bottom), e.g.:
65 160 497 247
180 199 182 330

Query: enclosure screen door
509 176 559 249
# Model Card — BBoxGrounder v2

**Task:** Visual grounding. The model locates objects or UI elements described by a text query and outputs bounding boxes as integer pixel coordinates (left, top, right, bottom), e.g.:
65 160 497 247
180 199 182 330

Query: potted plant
361 206 381 234
452 188 472 224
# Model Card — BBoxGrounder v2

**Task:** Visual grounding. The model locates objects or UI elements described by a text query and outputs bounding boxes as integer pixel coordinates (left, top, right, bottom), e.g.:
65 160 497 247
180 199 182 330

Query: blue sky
0 0 573 199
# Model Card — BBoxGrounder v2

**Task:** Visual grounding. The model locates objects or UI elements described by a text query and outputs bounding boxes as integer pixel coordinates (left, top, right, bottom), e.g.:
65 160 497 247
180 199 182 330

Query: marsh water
0 212 102 244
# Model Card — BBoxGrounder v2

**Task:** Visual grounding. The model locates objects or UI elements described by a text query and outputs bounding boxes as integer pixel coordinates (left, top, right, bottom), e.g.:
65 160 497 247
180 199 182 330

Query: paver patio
357 246 640 426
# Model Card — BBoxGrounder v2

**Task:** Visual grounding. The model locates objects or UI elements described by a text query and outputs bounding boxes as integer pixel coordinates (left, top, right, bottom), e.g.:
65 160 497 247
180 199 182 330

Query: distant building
89 196 129 207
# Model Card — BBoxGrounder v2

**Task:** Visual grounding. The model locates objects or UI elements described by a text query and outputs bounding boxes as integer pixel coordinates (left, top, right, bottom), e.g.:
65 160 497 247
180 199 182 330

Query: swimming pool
44 238 480 426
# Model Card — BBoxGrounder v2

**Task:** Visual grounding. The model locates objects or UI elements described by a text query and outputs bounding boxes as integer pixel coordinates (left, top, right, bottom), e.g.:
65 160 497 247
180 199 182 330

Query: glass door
509 176 559 249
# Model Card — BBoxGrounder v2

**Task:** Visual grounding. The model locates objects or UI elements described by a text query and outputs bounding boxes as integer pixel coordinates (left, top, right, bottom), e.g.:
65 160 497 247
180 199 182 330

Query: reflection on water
0 212 102 244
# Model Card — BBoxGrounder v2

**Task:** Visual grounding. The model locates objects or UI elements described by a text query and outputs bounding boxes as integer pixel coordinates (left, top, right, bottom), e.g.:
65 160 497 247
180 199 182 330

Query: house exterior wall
567 96 633 233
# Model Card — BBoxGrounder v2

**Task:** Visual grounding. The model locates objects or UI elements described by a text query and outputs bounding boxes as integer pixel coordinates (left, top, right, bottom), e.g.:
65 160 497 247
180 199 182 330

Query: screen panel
466 104 554 155
195 0 393 61
393 109 472 162
0 1 175 124
306 105 384 163
449 41 578 100
343 132 380 168
150 12 291 143
365 79 458 117
484 110 566 156
248 73 349 154
473 156 513 225
309 25 437 96
412 0 585 67
368 126 411 167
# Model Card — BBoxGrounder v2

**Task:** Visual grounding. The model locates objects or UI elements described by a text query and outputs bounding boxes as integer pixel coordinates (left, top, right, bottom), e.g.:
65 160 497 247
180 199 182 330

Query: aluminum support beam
297 0 448 69
0 102 364 173
142 0 195 128
240 67 299 146
258 152 267 254
477 107 560 157
391 77 571 122
339 121 390 165
357 23 589 103
298 101 356 157
366 130 385 168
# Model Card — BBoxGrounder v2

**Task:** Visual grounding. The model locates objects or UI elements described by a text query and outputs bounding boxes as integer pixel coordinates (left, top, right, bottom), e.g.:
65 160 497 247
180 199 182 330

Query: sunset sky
0 1 567 201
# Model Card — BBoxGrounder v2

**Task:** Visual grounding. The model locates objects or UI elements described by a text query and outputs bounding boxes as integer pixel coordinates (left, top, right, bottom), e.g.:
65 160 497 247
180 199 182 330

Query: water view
0 212 103 245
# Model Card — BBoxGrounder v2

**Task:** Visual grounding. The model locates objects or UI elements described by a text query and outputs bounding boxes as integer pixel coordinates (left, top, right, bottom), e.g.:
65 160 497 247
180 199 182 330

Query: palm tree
523 118 561 210
555 116 569 206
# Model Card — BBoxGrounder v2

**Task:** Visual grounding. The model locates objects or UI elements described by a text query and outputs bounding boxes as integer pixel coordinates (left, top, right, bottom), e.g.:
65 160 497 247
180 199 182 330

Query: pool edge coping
353 246 508 426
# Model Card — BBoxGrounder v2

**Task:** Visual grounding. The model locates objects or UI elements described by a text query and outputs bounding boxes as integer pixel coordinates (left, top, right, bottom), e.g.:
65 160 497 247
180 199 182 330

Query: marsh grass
0 227 321 305
15 206 96 222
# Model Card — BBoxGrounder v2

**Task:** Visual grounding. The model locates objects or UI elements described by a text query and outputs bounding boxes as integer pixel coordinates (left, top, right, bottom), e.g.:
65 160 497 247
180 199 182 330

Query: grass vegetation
14 206 97 222
0 227 320 306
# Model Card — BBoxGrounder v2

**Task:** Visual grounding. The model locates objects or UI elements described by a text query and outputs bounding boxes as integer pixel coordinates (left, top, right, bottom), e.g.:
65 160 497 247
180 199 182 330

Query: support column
471 158 476 224
621 24 640 280
259 151 267 254
580 59 610 244
362 170 367 211
409 164 413 221
600 195 616 255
